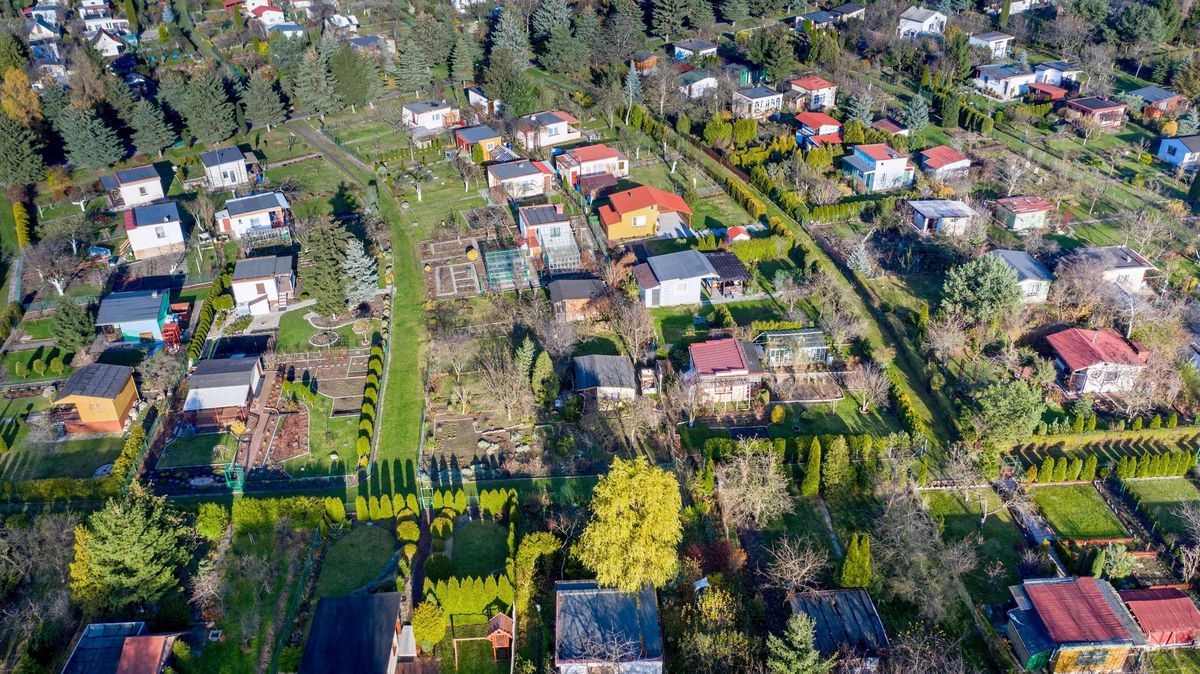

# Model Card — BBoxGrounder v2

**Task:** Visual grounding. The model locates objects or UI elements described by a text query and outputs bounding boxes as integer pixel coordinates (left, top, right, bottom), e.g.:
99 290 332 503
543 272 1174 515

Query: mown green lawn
158 432 237 468
925 489 1026 604
18 318 53 340
1032 485 1128 541
3 346 74 382
314 524 395 598
0 435 125 481
282 392 358 477
652 298 785 348
450 519 509 577
274 310 377 353
1124 478 1200 539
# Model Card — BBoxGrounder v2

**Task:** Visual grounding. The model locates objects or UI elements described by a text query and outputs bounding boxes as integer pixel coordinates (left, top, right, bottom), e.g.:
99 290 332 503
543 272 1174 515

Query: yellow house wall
605 205 657 240
58 376 139 425
1051 646 1130 673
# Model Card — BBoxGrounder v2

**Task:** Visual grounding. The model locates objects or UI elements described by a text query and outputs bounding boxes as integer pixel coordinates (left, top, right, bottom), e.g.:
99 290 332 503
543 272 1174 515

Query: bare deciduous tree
848 361 891 413
475 342 532 422
764 537 828 596
25 240 76 296
880 628 969 674
609 298 655 366
1180 545 1200 582
1122 208 1172 261
1048 258 1119 325
994 149 1035 196
716 439 793 528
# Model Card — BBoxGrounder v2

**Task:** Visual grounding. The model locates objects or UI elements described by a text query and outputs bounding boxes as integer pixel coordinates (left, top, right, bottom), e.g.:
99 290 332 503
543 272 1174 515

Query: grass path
290 122 427 495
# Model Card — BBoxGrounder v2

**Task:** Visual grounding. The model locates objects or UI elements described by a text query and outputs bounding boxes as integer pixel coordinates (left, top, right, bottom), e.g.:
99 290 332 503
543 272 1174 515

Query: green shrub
1150 414 1163 429
423 553 452 582
49 358 63 375
1133 416 1144 431
195 503 230 541
1169 412 1179 428
30 359 44 376
397 519 420 542
13 361 27 378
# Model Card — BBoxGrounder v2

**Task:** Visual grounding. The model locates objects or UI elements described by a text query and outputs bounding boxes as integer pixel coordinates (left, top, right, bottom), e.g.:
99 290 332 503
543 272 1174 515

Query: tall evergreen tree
838 533 871 588
0 111 44 187
572 7 602 58
451 32 482 85
483 48 538 116
532 0 571 44
131 98 175 157
329 47 380 112
242 72 287 131
543 25 586 73
342 237 378 307
690 0 716 29
938 92 962 126
822 436 849 488
998 0 1011 27
104 75 137 128
0 33 28 74
50 297 94 354
899 96 929 135
652 0 687 41
722 0 749 26
182 68 235 143
59 106 124 169
302 217 350 318
800 437 821 497
846 90 874 123
122 0 140 34
766 614 834 674
492 6 533 68
293 48 342 118
394 34 431 94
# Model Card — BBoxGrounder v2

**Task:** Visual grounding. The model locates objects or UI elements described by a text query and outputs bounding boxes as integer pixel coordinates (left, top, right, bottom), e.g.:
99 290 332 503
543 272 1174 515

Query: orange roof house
598 185 693 241
52 363 139 434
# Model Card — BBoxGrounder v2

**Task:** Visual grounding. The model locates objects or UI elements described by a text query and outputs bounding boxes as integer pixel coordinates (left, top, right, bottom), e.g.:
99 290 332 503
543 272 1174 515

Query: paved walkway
287 122 371 180
245 299 315 333
243 369 278 470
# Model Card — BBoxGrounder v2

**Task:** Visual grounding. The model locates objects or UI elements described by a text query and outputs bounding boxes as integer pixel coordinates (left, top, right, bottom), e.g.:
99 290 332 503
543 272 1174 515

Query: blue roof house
95 290 170 342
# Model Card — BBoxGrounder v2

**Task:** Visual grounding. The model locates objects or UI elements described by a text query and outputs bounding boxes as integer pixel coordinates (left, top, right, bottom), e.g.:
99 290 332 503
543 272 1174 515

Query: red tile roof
871 119 905 134
856 143 901 161
116 635 173 674
795 111 841 130
567 144 624 163
250 4 281 16
1119 588 1200 645
1046 327 1147 372
606 185 693 217
996 195 1053 213
726 225 750 241
1026 578 1130 644
689 337 748 376
807 132 843 145
791 76 836 91
919 145 968 169
1028 82 1068 98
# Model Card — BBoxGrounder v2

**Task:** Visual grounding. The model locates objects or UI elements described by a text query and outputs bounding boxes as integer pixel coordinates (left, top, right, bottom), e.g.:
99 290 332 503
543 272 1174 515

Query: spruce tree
531 350 558 407
483 48 538 116
800 437 821 497
722 0 749 26
532 0 571 44
342 237 378 307
846 91 874 124
451 32 482 85
0 33 28 74
543 25 586 73
766 614 833 674
302 217 350 318
822 436 849 489
131 99 176 157
652 0 687 41
182 68 235 143
900 96 929 135
999 0 1011 27
492 6 533 68
242 73 287 131
690 0 716 29
394 35 431 94
60 106 125 169
50 297 94 354
293 48 342 118
330 47 380 112
622 66 641 122
1082 454 1098 481
104 76 137 128
572 7 602 57
0 111 43 187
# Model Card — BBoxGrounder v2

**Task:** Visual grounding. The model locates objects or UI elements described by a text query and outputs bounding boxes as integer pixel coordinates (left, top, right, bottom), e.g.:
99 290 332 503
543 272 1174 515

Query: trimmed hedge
357 345 385 460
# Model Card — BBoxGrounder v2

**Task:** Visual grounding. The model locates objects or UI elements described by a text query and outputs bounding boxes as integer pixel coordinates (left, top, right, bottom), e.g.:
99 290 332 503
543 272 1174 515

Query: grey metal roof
549 278 605 302
62 622 146 674
908 199 975 218
555 581 662 664
56 363 133 402
107 165 159 187
1171 135 1200 152
704 251 750 282
268 21 305 33
631 50 655 61
403 100 449 115
455 124 500 144
899 6 940 21
971 31 1013 42
200 147 244 167
1036 61 1079 73
522 111 568 127
800 10 838 22
977 63 1032 79
646 249 717 282
1130 86 1180 104
131 201 180 226
298 593 404 674
789 590 889 658
233 254 292 281
675 38 717 52
348 34 382 48
520 204 567 226
96 290 166 326
681 69 715 86
1074 246 1155 271
989 249 1053 282
830 2 865 13
573 355 635 390
189 357 260 390
737 86 781 100
225 192 287 216
488 160 542 181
